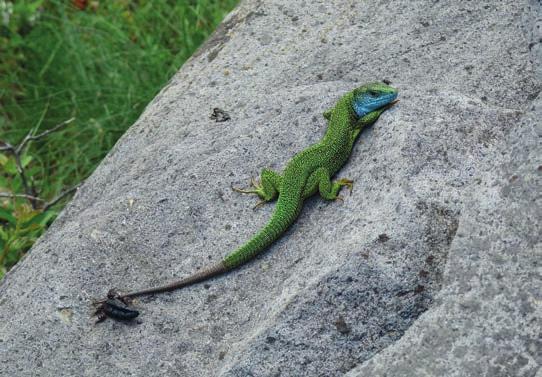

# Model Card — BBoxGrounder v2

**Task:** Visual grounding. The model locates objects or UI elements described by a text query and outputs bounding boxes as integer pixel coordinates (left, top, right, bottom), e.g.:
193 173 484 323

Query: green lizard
94 82 398 322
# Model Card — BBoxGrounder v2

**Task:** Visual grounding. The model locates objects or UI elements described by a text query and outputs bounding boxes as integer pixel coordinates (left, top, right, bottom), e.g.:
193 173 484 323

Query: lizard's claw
231 177 262 194
253 200 266 210
232 178 266 198
337 178 354 194
231 185 252 194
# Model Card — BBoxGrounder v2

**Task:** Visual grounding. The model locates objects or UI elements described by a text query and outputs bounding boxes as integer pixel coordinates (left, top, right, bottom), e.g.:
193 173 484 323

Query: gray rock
0 0 540 376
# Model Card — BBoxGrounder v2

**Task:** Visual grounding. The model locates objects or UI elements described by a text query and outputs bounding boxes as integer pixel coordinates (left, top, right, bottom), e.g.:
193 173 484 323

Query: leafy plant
0 0 238 279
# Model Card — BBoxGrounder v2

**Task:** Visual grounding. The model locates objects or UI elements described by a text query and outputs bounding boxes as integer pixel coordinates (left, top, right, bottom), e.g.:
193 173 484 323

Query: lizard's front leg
232 168 282 208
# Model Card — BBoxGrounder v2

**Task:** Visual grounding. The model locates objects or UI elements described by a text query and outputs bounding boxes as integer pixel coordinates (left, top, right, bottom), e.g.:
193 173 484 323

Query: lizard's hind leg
309 167 353 201
232 168 282 208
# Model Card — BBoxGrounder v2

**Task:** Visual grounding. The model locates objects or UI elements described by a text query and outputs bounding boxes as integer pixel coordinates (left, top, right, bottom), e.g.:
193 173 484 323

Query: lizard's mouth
384 99 399 109
375 93 399 110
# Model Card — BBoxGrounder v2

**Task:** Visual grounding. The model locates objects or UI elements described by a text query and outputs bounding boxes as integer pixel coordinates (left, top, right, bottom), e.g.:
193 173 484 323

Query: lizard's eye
368 90 379 97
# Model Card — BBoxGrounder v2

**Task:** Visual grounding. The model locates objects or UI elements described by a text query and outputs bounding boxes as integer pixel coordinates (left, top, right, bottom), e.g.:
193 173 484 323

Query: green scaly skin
107 82 398 305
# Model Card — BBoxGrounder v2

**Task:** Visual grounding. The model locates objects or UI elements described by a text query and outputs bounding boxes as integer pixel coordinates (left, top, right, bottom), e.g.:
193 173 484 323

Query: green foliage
0 0 238 278
0 192 56 278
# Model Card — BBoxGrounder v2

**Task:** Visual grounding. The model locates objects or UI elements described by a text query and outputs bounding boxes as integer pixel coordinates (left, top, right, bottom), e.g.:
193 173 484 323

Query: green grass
0 0 238 278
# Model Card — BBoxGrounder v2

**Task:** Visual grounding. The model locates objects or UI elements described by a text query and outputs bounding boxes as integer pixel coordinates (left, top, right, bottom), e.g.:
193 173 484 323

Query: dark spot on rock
382 78 392 85
414 285 425 294
527 90 541 101
225 224 231 230
334 316 351 334
193 11 248 62
316 73 323 80
516 354 529 368
426 255 435 265
206 293 217 304
218 351 226 360
265 336 277 344
207 49 220 62
378 233 390 242
419 270 429 278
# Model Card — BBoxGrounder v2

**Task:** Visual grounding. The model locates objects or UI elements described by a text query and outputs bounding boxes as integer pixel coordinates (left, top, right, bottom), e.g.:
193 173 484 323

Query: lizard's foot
92 289 139 324
232 178 267 199
232 170 280 207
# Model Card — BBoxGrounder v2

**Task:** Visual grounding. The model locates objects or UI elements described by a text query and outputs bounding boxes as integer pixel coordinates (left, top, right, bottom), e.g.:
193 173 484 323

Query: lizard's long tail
223 193 302 269
121 191 302 299
122 261 228 299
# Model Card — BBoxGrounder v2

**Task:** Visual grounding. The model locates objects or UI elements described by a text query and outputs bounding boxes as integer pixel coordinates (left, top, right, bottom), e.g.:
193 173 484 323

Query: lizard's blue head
352 82 398 119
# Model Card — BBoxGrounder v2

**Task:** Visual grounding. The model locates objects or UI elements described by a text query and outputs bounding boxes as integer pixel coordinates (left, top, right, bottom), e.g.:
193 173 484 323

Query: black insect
93 289 139 323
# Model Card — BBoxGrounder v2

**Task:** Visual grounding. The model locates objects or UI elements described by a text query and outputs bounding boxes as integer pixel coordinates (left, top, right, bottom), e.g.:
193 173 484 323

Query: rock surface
0 1 540 376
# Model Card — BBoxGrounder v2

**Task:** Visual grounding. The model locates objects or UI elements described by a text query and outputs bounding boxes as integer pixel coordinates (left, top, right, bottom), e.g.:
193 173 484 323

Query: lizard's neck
322 95 355 149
